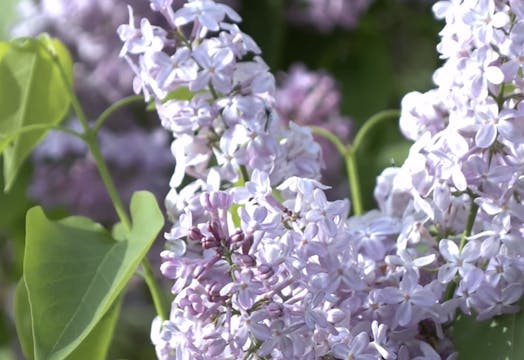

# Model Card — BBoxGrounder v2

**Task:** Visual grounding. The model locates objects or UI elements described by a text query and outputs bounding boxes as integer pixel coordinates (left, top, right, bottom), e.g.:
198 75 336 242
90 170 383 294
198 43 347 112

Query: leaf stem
141 258 170 321
84 134 131 229
311 126 363 215
459 195 479 252
42 41 90 133
345 153 363 216
310 126 347 158
348 109 401 215
444 194 479 301
351 109 401 155
312 110 400 215
85 134 170 320
92 95 144 134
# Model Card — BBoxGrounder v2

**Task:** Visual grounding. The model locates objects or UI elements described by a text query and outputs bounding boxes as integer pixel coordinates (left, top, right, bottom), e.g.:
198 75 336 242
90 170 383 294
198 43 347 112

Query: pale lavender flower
379 271 438 327
395 0 524 336
473 283 524 321
437 239 483 288
331 332 376 360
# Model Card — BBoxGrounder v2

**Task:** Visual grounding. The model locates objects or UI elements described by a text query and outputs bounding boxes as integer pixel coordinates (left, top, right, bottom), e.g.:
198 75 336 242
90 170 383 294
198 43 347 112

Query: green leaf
0 36 73 191
146 86 193 111
23 191 164 360
15 279 123 360
14 280 33 359
65 298 122 360
453 306 524 359
0 42 9 58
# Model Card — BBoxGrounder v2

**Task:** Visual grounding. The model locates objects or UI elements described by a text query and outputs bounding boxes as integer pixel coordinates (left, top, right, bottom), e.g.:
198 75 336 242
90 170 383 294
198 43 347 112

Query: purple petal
411 288 437 307
503 283 524 304
460 241 480 262
379 287 403 304
397 301 413 327
238 288 254 310
439 239 459 261
438 263 458 284
475 124 497 148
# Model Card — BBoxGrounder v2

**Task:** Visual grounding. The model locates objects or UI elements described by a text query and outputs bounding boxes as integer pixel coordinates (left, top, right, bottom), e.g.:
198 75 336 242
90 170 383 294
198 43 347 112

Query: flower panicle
118 0 524 359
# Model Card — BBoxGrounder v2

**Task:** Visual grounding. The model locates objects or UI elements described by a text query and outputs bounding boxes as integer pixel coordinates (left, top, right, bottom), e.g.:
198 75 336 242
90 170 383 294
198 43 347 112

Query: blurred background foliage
0 0 441 358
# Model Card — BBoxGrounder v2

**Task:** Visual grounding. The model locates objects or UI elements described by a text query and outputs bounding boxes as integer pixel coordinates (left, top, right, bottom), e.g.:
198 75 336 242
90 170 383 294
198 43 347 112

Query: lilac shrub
119 0 524 359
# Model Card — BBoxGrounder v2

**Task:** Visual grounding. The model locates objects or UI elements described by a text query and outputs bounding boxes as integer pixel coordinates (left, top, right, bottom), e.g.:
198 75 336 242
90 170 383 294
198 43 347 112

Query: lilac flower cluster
120 0 524 359
393 0 524 322
118 0 322 189
275 64 352 197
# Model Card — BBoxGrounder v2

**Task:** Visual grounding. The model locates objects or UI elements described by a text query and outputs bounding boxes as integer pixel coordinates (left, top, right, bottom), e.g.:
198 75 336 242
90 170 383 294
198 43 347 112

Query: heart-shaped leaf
22 191 164 360
0 35 73 191
15 279 122 360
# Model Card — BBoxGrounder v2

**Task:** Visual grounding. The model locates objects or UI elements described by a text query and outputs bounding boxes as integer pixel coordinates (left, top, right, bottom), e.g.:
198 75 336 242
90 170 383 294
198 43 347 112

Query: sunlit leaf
15 279 123 360
0 35 73 191
23 191 164 360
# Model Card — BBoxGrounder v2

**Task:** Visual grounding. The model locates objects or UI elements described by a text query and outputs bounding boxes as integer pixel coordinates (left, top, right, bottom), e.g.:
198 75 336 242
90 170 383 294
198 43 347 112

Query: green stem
351 109 401 154
311 126 363 215
347 109 401 215
87 133 170 320
1 124 83 145
93 95 144 134
141 258 170 321
458 195 479 252
46 48 90 133
312 110 400 216
310 126 348 158
85 133 131 229
345 153 363 216
444 194 479 301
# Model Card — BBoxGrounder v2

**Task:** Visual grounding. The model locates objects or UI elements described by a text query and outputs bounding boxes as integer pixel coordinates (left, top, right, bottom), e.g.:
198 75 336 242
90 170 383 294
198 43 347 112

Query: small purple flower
438 239 483 290
379 271 438 327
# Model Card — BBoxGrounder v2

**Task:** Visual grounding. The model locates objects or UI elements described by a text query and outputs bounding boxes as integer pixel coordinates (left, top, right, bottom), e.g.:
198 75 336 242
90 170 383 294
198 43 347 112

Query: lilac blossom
392 0 524 340
121 0 524 359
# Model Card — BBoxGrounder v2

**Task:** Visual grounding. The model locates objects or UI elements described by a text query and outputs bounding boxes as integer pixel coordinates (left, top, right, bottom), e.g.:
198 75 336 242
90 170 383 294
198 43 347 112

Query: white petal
485 66 505 85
